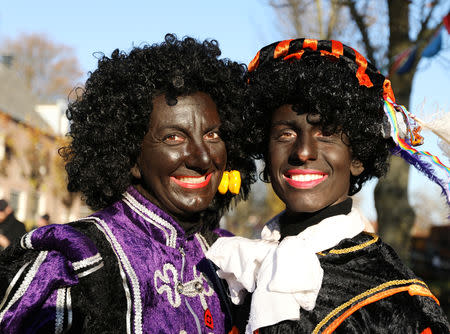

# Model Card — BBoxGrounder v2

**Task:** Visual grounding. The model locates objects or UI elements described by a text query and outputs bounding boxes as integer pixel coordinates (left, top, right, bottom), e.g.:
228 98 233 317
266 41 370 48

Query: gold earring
228 170 241 194
218 171 230 194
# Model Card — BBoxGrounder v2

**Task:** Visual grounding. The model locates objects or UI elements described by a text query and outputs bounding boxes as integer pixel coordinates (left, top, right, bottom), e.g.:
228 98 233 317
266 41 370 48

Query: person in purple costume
0 34 255 334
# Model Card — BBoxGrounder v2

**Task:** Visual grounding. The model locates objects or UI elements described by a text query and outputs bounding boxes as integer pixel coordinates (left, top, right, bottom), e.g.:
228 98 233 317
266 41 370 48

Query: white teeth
290 174 324 182
178 176 206 184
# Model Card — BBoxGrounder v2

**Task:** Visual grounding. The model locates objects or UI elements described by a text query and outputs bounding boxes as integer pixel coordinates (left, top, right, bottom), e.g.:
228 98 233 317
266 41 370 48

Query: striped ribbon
383 97 450 205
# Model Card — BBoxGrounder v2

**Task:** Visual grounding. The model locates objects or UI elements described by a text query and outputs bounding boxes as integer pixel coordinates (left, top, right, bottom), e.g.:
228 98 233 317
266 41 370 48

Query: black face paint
133 92 227 221
268 104 363 215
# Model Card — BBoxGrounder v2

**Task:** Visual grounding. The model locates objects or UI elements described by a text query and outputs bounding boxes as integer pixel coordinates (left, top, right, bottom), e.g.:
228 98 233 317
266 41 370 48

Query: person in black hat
0 199 26 250
207 38 450 333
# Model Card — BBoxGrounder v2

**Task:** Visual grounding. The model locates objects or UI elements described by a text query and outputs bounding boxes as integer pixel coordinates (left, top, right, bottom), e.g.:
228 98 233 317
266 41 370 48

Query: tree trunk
375 157 415 262
374 0 415 263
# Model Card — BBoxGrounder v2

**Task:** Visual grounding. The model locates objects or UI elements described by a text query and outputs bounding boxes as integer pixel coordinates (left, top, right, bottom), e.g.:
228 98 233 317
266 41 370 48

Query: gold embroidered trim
318 233 378 256
312 279 429 334
329 233 379 254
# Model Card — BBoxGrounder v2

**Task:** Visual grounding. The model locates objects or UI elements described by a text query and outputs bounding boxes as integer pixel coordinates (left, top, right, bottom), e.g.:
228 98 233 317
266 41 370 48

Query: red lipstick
283 169 328 189
171 173 212 189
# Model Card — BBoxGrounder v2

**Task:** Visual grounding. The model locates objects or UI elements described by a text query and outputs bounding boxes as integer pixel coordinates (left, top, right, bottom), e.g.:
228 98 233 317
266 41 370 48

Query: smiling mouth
170 173 212 189
283 170 328 189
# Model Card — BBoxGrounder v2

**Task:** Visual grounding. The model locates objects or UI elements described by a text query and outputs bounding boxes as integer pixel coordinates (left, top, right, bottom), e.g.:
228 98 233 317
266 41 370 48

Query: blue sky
1 0 449 221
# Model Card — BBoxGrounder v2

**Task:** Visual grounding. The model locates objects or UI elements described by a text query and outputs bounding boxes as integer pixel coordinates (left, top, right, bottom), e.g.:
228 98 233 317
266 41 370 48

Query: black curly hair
60 34 256 225
247 40 392 195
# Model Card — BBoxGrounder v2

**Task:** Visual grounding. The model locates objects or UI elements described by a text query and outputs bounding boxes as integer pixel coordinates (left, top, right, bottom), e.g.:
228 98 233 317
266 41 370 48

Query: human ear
350 159 364 177
131 163 141 179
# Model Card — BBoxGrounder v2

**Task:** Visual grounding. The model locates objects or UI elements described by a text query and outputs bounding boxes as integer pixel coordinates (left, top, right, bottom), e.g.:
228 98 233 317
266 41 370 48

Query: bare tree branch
269 2 291 9
326 0 342 39
345 0 377 65
269 0 313 9
269 0 304 37
315 0 324 38
288 0 305 36
411 20 444 74
416 0 440 42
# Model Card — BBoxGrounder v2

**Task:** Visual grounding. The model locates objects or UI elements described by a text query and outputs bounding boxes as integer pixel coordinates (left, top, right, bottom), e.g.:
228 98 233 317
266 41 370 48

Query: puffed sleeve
0 224 104 333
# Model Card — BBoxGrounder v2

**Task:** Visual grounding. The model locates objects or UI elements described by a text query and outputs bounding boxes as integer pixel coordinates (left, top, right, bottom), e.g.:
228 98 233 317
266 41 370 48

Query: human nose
185 139 212 171
289 132 317 163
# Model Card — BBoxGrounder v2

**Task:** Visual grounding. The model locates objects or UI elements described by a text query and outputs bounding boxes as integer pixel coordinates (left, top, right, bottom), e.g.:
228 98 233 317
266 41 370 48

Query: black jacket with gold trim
259 232 449 334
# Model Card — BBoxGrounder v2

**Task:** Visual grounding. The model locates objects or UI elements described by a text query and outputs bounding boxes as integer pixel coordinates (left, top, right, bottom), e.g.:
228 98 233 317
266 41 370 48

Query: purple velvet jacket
0 186 236 333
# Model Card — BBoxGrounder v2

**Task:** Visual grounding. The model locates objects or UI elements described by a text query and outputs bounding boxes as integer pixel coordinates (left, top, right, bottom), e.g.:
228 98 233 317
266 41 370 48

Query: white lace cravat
206 208 367 333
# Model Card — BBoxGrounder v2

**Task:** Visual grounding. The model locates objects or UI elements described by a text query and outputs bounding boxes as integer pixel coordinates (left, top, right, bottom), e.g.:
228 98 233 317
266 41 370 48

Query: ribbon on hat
382 94 450 205
248 38 379 89
206 208 367 333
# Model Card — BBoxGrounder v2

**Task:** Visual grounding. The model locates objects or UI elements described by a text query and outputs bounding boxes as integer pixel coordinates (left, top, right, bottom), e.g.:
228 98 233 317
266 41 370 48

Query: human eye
316 129 332 137
277 129 297 141
204 130 221 142
315 128 341 143
163 134 185 145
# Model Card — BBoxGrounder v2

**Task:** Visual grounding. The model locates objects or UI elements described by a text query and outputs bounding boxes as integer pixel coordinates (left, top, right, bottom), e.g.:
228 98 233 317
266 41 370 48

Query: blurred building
0 58 88 229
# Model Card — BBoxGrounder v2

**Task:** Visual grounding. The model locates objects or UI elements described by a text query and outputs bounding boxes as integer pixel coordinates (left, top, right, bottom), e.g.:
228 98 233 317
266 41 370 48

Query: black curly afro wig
246 39 393 195
61 34 256 226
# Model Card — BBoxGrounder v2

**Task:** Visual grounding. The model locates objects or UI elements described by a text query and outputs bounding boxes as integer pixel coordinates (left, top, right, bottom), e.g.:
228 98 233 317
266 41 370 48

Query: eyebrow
159 122 222 133
159 125 189 133
205 124 222 133
271 120 297 127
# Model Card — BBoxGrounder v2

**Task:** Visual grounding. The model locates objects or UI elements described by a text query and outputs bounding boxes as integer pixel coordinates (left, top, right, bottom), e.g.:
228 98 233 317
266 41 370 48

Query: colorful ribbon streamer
383 98 450 205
